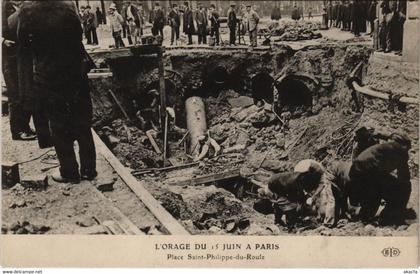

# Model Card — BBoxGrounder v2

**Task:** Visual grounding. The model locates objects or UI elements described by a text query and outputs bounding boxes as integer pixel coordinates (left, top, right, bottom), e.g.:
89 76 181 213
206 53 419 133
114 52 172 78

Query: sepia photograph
0 0 419 267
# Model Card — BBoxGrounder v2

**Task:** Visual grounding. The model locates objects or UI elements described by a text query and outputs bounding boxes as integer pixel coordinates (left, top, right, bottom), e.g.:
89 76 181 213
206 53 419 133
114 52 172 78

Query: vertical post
101 0 107 24
157 47 167 166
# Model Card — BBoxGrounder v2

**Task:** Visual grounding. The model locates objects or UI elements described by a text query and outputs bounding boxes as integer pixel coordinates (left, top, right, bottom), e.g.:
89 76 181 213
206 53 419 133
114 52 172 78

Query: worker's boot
81 169 98 181
52 170 80 184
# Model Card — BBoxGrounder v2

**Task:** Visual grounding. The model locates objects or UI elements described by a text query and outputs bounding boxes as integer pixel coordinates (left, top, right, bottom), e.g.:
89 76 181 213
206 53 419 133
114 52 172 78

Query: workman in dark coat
378 0 392 51
18 0 97 183
367 0 378 34
209 4 220 45
330 133 412 225
168 4 181 45
2 0 36 141
152 2 165 38
195 4 208 44
335 1 344 29
387 0 406 53
183 1 194 45
291 5 301 21
342 1 352 31
351 0 365 36
227 3 237 45
326 2 332 28
331 1 338 26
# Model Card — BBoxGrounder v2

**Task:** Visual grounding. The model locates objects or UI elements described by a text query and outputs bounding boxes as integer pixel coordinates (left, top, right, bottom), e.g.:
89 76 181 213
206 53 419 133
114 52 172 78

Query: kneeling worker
330 133 412 225
258 159 325 227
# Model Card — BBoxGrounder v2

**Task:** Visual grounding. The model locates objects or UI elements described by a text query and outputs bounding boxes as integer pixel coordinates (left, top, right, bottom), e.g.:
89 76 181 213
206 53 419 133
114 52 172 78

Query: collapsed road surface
86 42 418 236
2 39 418 236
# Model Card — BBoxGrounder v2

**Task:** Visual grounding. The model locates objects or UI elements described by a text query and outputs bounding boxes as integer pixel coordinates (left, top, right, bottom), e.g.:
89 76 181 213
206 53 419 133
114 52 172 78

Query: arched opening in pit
201 66 230 95
230 64 248 92
251 73 275 104
275 76 313 112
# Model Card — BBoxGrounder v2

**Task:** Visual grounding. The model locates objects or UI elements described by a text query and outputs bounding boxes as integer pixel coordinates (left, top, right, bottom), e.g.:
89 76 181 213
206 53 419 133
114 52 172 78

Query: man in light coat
244 4 259 47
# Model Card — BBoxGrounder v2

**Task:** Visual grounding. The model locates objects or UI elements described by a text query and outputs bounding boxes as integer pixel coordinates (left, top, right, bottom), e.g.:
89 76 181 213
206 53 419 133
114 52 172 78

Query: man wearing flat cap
244 4 259 47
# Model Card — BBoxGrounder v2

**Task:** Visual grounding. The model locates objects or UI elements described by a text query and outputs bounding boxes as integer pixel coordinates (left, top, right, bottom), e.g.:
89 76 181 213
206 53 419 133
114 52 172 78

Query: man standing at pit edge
18 0 97 183
244 4 259 47
227 3 237 46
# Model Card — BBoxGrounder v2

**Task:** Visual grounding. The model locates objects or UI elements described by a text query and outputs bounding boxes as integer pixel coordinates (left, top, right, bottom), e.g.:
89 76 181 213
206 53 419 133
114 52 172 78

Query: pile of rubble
259 21 322 41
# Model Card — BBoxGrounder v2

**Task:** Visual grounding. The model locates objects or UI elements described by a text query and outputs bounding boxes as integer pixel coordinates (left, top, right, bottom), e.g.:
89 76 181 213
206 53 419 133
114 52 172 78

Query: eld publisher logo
382 247 401 257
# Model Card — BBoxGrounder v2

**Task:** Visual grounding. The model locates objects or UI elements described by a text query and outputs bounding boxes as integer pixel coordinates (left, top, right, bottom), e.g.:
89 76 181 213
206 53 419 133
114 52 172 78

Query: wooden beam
108 89 130 121
174 168 242 187
157 48 167 164
92 130 190 235
88 184 145 235
146 130 162 154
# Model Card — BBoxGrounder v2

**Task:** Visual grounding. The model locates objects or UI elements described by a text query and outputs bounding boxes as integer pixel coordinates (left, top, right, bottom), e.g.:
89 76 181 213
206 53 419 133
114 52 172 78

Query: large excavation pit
88 45 418 236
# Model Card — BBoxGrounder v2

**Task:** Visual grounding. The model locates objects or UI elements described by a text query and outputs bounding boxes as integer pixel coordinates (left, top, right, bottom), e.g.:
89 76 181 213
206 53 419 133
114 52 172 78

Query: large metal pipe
185 96 207 156
348 61 418 105
352 81 418 105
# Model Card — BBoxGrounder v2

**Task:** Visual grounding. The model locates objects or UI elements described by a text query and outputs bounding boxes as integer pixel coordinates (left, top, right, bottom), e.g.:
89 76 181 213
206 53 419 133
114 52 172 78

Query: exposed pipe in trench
185 96 207 157
348 61 418 105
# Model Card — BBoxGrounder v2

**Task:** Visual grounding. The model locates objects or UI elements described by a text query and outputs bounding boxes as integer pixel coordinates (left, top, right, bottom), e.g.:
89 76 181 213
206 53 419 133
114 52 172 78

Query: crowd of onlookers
78 0 407 53
78 1 262 48
321 0 406 54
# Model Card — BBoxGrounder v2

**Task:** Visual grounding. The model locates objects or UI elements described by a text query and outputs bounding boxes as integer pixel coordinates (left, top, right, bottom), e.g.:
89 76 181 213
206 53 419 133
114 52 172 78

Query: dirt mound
260 21 322 41
165 185 279 235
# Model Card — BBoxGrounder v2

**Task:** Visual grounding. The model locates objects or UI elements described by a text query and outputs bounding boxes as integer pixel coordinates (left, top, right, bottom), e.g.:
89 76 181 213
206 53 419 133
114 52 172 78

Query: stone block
20 175 48 191
2 162 20 189
403 19 420 63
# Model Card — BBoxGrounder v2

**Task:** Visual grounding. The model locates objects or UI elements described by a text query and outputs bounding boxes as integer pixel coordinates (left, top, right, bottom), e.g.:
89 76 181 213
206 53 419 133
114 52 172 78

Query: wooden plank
87 72 113 79
87 184 145 235
175 168 241 187
157 48 167 165
92 130 190 235
132 161 199 175
108 89 130 121
146 130 162 154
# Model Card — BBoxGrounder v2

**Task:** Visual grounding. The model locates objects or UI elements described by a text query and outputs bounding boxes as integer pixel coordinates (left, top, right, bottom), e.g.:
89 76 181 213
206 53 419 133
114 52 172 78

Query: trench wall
89 44 372 127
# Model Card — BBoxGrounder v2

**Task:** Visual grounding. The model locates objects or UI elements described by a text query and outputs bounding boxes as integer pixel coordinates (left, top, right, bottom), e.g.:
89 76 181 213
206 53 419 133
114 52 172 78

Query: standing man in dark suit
152 2 165 38
227 3 237 45
2 0 37 141
18 0 97 183
367 0 378 35
96 7 104 25
85 6 98 45
195 3 207 44
168 4 181 45
183 1 194 45
351 0 364 36
209 4 220 46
